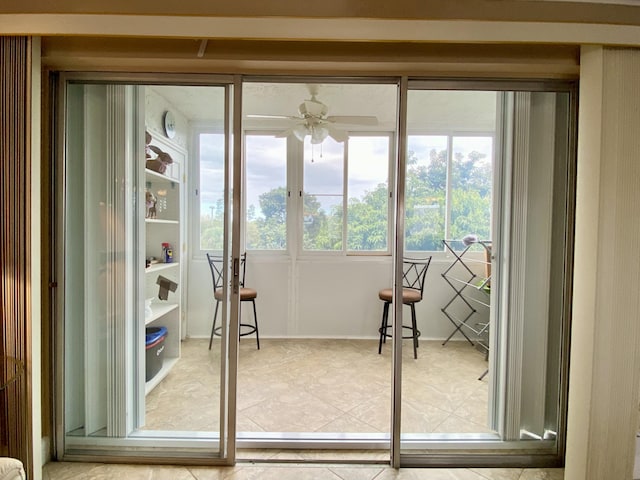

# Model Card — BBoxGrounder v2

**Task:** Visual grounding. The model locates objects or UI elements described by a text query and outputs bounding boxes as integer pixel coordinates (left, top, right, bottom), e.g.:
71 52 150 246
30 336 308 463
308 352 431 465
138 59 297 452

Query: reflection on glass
65 83 133 438
64 84 227 450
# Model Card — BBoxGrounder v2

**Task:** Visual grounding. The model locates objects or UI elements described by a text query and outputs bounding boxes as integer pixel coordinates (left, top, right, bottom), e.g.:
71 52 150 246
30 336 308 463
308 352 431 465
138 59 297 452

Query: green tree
247 187 287 249
347 183 389 250
243 144 492 253
404 148 446 251
201 214 224 250
303 193 337 250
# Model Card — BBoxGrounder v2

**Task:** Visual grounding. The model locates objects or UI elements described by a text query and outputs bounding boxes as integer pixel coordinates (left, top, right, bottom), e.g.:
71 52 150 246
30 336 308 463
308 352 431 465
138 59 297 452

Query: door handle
232 257 240 294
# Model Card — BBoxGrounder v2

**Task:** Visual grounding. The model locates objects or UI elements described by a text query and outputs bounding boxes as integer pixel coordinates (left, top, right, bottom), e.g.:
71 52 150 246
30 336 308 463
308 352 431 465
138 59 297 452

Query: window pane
199 133 225 251
347 136 389 251
450 136 493 242
303 137 343 250
405 135 448 251
245 135 288 250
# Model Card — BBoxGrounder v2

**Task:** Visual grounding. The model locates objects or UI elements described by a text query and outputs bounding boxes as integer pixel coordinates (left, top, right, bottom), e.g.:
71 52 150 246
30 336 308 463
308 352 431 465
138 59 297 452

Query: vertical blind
0 35 33 479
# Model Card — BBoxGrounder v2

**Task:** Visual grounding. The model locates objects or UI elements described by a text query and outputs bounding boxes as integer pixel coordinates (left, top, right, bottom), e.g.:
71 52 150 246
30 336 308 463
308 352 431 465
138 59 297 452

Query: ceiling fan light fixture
252 87 378 145
310 125 329 144
292 123 309 142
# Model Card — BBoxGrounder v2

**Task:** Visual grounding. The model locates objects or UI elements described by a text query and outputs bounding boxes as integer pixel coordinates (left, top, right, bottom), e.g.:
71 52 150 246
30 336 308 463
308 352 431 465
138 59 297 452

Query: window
302 137 344 251
245 134 288 250
198 132 225 251
404 89 497 253
346 136 390 251
450 136 493 242
405 135 448 252
405 134 493 251
302 134 391 253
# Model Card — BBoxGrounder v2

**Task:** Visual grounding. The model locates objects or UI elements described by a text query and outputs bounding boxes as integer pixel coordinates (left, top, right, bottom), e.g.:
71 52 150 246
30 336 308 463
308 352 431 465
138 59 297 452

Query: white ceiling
149 83 497 133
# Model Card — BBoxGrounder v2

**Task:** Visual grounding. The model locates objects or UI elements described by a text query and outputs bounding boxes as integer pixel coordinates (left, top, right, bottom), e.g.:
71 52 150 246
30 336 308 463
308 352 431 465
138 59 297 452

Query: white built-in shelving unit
143 134 186 395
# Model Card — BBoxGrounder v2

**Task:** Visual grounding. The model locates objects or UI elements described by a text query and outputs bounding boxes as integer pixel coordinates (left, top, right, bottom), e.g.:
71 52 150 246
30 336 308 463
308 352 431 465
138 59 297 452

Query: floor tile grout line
147 338 492 436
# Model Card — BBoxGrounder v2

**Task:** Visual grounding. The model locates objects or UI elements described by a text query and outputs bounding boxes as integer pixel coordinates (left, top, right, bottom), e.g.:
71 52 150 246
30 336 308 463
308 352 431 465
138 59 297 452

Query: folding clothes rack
440 238 492 380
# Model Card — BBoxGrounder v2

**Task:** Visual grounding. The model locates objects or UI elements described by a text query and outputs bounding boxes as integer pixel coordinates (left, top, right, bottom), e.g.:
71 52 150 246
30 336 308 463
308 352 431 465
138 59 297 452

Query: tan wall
565 45 640 480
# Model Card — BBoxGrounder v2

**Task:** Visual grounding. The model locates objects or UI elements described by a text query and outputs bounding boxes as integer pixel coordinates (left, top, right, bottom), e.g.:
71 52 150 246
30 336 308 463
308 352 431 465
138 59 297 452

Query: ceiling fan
246 86 378 144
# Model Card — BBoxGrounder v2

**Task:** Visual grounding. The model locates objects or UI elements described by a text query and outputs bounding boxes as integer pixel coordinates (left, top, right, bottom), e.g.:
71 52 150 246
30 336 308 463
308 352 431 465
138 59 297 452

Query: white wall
186 254 489 341
145 86 190 150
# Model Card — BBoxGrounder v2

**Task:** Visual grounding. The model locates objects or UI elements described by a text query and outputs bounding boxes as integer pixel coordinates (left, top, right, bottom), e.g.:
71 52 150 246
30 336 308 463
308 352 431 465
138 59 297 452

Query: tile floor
43 461 564 479
47 339 564 479
144 338 493 435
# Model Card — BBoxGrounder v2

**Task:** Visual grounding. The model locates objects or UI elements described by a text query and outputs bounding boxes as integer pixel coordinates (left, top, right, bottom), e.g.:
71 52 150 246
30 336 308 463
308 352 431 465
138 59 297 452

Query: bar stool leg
411 303 418 359
378 301 390 354
252 299 260 350
209 300 220 350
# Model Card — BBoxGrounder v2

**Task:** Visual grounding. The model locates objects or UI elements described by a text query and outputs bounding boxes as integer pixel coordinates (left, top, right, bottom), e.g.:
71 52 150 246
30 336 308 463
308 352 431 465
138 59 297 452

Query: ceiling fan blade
274 129 293 138
246 114 300 120
326 115 378 126
328 127 348 143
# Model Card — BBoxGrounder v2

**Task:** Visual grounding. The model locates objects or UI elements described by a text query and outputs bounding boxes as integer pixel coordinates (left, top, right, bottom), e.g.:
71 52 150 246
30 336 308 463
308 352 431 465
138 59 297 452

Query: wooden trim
3 0 640 26
0 36 34 480
40 37 580 79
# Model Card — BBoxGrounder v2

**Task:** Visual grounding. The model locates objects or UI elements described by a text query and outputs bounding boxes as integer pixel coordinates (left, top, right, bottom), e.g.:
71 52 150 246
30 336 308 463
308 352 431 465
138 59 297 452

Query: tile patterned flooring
44 339 563 478
43 461 564 479
144 338 493 434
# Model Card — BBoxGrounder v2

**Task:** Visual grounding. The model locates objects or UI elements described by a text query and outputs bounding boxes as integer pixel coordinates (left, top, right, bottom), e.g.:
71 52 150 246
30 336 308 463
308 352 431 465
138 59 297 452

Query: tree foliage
201 147 492 252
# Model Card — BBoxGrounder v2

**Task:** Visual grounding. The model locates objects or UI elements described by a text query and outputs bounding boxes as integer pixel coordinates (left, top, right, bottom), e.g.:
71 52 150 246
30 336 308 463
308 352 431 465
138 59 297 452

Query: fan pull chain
310 142 324 163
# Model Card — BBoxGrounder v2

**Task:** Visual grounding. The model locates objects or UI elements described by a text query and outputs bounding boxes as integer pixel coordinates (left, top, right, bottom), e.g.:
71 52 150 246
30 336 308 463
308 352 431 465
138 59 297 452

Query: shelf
145 168 180 184
145 218 179 225
145 302 178 325
146 262 180 274
145 356 179 395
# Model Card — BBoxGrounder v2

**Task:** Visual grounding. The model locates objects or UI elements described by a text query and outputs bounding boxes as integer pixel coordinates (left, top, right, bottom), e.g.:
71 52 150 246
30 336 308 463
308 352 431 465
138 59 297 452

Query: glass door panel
236 81 397 451
398 85 574 460
61 79 236 459
401 91 498 443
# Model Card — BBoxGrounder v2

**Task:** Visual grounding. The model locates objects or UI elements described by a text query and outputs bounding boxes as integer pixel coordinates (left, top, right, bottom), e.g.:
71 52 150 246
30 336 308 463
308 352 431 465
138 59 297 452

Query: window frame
404 130 496 256
190 122 226 258
297 131 395 257
243 130 290 254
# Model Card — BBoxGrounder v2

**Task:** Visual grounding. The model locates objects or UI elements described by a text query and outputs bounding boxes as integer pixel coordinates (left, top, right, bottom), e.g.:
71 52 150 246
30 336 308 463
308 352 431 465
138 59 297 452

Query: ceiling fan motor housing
299 98 328 119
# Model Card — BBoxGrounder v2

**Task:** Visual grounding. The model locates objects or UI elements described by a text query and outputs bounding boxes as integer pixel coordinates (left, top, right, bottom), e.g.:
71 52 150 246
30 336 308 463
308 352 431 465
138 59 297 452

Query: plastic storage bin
145 326 168 382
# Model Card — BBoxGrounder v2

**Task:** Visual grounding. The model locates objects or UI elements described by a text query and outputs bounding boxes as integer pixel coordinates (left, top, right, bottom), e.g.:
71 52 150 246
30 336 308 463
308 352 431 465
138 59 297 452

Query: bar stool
377 256 432 359
206 253 260 350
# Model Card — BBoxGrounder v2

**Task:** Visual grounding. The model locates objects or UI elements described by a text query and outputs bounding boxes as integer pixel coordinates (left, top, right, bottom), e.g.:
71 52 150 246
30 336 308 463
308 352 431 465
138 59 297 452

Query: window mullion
290 136 301 258
445 134 454 242
343 138 349 254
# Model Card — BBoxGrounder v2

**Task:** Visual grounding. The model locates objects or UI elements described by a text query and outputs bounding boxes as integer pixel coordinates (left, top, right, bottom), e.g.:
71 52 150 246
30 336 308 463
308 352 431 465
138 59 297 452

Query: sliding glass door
58 76 239 461
395 82 575 465
55 73 575 467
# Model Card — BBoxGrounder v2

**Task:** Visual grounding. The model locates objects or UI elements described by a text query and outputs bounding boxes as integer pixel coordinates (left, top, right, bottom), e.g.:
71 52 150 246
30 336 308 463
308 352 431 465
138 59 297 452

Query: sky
198 132 493 220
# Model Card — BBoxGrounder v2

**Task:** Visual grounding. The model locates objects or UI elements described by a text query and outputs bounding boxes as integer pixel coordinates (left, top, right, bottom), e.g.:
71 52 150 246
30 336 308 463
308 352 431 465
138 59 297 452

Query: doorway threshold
236 432 390 463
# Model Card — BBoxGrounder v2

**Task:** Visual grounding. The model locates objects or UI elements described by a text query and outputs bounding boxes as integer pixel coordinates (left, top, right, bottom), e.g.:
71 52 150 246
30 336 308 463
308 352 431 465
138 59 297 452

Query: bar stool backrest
402 256 432 301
